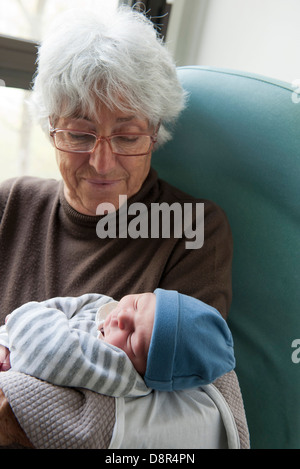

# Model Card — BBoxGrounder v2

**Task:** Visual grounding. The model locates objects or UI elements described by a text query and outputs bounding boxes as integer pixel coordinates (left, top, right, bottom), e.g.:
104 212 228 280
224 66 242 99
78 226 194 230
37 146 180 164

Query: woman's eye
114 135 139 143
67 132 90 141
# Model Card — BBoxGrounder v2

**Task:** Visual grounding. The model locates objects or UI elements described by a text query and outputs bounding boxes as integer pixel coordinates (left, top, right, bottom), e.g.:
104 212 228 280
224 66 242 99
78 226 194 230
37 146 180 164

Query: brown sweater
0 168 232 323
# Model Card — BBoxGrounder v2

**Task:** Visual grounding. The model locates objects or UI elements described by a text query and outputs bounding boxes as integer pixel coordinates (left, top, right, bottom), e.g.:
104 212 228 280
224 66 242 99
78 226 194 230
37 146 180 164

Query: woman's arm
0 389 34 448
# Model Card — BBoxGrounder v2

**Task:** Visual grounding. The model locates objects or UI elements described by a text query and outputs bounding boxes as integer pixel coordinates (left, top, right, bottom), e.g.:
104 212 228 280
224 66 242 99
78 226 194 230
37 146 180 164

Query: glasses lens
111 135 151 155
55 131 96 152
53 131 152 155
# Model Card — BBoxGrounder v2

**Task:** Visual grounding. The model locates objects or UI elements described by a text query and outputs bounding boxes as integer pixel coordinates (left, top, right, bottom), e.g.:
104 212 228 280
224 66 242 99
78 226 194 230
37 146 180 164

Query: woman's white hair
31 6 187 147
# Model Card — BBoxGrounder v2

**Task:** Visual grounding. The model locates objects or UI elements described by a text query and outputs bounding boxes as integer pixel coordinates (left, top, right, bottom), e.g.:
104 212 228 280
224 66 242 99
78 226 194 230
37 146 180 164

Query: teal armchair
152 66 300 449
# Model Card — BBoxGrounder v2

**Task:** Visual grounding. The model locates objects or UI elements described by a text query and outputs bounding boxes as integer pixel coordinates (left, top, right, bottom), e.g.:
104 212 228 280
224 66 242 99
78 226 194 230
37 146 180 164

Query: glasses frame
49 125 159 157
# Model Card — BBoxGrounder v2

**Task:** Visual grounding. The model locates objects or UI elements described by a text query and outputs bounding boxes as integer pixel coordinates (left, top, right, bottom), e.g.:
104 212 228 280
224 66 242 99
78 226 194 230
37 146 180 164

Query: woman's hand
0 389 34 448
0 345 11 372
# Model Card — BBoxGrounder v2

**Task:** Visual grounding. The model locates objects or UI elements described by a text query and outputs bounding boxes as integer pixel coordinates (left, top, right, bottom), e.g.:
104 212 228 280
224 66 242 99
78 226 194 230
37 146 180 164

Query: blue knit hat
144 289 235 391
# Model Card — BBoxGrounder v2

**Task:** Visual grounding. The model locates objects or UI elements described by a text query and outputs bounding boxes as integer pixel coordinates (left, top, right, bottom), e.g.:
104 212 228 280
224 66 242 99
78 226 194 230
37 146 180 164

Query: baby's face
99 293 156 375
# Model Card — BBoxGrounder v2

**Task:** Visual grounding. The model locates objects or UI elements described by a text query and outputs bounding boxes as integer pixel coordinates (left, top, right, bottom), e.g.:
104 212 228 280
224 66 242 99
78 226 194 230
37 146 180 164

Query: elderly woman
0 8 232 320
0 7 244 449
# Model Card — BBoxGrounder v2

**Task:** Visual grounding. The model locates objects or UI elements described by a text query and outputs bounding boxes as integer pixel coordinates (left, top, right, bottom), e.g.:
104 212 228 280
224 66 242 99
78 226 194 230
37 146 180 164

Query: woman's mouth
85 178 121 187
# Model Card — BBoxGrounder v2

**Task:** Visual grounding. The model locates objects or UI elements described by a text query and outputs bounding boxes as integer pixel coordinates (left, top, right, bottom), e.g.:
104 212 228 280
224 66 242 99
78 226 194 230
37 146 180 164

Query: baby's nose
117 308 134 331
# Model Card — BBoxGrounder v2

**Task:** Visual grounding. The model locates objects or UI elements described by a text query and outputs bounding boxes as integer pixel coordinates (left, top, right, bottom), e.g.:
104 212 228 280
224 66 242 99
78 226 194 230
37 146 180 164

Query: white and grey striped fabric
0 294 150 398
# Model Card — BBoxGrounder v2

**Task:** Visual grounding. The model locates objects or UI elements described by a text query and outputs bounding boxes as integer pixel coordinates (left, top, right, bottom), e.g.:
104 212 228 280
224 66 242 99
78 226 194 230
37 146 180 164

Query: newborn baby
0 289 235 395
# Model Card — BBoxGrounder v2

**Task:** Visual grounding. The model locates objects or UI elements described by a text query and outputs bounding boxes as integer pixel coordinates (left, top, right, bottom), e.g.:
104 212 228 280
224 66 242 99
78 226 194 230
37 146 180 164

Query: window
0 0 119 183
131 1 172 39
0 0 119 41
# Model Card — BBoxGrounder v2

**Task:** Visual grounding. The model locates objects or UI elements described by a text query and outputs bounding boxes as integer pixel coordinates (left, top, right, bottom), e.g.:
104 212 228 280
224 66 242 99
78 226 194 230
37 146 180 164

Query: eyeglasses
49 127 159 157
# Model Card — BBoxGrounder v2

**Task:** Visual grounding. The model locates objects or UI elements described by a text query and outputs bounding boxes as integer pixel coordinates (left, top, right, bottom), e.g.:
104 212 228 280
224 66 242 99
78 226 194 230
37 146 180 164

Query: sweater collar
59 167 159 228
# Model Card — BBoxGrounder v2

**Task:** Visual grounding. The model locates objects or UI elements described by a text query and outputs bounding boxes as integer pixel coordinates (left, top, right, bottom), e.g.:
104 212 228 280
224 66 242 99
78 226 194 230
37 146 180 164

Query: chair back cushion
152 66 300 449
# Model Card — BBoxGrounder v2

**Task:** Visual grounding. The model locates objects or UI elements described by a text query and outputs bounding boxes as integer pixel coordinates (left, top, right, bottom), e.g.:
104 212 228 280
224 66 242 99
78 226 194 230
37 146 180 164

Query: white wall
166 0 300 84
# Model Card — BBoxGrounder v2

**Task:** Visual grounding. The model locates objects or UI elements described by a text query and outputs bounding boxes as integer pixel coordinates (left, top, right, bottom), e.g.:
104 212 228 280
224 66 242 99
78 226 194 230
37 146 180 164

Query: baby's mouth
95 300 119 339
97 326 105 340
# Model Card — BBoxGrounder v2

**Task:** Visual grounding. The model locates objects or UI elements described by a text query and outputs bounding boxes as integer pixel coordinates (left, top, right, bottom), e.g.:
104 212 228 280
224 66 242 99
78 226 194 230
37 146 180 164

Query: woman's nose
88 139 116 173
